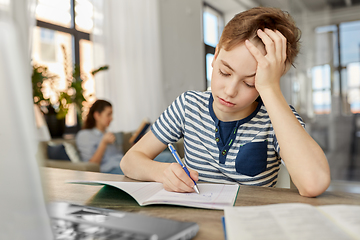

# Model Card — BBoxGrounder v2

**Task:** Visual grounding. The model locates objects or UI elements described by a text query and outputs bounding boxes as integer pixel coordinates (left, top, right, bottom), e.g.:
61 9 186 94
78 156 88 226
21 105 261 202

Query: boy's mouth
218 97 235 107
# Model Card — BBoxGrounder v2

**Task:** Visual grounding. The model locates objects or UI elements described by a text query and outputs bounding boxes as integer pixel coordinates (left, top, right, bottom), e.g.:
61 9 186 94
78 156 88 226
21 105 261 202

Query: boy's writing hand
245 28 288 94
162 162 199 193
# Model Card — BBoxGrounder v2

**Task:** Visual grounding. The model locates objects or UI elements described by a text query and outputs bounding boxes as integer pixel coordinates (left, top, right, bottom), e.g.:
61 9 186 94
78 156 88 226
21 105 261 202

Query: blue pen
168 143 200 194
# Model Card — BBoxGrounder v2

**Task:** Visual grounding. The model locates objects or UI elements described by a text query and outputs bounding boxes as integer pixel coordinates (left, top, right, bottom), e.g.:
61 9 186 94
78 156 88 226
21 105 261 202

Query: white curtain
0 0 53 239
93 0 166 132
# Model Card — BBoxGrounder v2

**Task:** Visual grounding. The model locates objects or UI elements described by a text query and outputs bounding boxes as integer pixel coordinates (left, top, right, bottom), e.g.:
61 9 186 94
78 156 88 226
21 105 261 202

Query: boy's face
210 41 266 122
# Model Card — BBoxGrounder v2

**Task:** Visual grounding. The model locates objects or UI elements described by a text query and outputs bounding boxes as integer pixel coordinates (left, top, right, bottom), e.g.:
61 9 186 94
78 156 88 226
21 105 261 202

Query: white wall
158 0 205 107
92 0 205 131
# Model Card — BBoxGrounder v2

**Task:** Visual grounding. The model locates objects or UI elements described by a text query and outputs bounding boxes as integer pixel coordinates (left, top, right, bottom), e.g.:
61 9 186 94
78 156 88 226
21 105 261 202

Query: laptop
47 202 198 240
0 19 198 240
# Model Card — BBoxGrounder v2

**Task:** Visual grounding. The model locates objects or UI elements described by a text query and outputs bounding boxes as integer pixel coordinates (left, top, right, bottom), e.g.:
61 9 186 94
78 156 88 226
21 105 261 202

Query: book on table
224 203 360 240
69 180 240 210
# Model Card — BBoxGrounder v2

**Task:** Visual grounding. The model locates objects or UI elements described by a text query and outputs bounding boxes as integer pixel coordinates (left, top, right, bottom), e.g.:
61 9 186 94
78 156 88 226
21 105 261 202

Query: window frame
203 3 224 90
35 0 91 133
36 0 90 69
311 64 332 114
312 21 360 115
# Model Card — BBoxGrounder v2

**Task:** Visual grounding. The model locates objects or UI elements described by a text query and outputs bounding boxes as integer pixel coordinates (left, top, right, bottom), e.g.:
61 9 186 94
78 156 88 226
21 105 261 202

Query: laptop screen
0 20 53 239
48 202 199 240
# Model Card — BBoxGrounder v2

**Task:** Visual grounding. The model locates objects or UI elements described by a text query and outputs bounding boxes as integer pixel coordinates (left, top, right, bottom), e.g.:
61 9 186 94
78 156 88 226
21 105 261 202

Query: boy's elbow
120 153 130 175
298 173 331 198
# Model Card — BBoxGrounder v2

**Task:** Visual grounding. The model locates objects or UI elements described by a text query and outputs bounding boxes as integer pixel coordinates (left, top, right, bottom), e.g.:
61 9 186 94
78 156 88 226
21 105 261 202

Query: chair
275 160 296 189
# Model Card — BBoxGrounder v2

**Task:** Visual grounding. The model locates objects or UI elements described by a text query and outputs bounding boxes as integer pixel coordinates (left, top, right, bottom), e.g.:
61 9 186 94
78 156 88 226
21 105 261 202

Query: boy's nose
224 81 238 98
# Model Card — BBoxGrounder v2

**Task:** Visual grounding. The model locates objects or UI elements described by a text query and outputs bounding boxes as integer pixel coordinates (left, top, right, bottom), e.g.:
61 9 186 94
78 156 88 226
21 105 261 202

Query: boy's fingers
245 40 266 65
164 173 193 192
264 28 283 62
164 180 188 193
273 29 288 62
163 177 191 193
256 29 275 57
275 30 287 62
173 164 196 188
189 169 199 181
165 163 195 192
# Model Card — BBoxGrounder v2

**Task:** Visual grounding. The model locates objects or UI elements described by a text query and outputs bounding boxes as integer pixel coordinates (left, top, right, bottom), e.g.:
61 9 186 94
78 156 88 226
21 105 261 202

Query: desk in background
42 167 360 240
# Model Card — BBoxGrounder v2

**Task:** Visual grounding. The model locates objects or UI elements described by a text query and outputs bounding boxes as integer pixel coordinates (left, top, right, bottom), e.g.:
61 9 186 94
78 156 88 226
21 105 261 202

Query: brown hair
217 7 301 65
83 99 112 129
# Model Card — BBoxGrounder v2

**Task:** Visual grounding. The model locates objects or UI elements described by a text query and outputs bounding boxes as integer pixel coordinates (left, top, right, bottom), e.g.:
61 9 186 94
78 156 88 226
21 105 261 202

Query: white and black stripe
151 91 305 187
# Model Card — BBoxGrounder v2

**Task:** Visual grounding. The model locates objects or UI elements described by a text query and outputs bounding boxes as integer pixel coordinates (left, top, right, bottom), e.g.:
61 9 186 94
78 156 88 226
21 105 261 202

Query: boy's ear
211 45 219 67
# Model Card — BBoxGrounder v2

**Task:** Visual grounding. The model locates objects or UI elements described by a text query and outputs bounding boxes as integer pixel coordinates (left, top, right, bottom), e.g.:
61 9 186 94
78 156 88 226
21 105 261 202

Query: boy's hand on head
245 28 288 94
162 162 199 193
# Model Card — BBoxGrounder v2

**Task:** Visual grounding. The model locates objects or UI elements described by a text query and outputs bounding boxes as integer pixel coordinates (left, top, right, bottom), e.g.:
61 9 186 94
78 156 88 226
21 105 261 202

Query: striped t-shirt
151 91 305 187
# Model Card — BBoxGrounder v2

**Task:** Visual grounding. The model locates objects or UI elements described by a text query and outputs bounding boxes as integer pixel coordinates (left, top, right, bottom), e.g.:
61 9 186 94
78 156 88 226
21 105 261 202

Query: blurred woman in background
76 99 174 174
76 99 124 174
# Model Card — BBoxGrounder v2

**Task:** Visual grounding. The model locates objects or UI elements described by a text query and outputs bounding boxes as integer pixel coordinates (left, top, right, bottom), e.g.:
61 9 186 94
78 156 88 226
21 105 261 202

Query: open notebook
69 180 240 210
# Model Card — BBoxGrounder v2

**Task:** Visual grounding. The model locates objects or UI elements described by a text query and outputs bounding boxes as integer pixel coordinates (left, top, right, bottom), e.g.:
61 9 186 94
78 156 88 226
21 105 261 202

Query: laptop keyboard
51 218 157 240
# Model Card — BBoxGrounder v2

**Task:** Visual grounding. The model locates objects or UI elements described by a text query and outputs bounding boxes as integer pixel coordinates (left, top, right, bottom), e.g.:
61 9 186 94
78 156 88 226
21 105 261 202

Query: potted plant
32 57 109 137
32 64 66 138
61 45 109 128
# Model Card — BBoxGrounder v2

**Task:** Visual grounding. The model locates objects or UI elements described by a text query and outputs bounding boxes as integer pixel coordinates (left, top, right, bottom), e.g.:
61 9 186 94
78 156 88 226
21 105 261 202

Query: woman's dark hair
83 99 112 129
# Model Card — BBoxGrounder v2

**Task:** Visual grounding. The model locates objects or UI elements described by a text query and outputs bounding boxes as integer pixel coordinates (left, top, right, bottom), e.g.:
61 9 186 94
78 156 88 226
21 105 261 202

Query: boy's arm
261 87 330 197
120 130 198 192
245 29 330 197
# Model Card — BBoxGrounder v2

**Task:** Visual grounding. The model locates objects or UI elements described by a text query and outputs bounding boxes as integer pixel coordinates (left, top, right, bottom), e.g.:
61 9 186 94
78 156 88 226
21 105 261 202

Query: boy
121 7 330 197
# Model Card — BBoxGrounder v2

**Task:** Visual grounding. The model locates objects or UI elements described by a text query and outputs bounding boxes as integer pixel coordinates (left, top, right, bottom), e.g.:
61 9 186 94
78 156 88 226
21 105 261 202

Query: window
203 4 223 90
345 62 360 113
340 20 360 113
32 27 73 103
36 0 72 28
312 20 360 114
79 39 95 118
312 65 331 114
32 0 94 130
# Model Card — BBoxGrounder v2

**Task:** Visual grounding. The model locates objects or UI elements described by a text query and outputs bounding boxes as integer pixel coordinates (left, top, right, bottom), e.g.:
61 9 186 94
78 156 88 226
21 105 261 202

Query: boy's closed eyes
217 60 257 88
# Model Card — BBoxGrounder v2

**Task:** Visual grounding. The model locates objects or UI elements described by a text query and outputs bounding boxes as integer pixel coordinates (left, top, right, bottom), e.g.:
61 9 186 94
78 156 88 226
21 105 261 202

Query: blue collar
208 94 263 164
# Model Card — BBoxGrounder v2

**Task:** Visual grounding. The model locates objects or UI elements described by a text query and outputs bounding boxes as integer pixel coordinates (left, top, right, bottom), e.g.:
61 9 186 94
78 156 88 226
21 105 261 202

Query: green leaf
91 65 109 76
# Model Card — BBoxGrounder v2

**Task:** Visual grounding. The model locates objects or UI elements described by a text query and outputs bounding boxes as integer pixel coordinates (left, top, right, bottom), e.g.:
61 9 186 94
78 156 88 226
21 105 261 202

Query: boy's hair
218 7 301 65
83 99 112 129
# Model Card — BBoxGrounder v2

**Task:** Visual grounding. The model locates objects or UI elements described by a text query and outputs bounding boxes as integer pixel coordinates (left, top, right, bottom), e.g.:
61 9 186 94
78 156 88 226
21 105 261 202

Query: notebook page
145 183 239 208
317 205 360 239
69 181 239 209
69 181 163 205
224 203 352 240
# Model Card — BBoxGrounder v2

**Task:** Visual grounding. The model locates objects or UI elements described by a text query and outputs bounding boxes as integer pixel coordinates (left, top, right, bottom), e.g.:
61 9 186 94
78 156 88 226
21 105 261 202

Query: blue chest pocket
235 141 268 177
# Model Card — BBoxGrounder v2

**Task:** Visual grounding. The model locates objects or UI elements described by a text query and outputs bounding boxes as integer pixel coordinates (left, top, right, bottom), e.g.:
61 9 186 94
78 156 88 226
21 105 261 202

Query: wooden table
42 167 360 240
